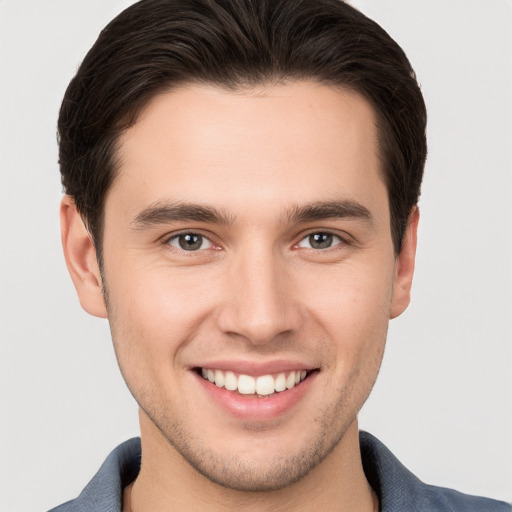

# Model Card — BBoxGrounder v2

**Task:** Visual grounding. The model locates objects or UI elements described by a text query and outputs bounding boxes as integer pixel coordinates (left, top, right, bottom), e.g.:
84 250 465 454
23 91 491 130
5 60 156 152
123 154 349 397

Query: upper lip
191 359 318 376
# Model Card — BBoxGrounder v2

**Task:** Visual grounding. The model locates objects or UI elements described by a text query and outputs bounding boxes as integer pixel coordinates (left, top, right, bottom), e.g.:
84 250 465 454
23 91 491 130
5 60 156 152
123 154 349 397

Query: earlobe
60 196 107 318
390 207 419 319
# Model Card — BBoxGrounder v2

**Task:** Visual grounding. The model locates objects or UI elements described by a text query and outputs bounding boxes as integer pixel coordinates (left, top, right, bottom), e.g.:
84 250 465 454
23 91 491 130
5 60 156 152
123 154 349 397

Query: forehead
110 81 387 222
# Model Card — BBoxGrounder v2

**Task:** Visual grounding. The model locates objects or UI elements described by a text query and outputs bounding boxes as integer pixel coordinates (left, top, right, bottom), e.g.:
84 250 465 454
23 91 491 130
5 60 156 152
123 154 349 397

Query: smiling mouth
196 368 316 397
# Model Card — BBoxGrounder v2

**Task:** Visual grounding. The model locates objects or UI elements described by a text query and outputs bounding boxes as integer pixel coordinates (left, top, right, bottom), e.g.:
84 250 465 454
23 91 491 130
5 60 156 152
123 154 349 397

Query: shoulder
47 438 141 512
421 484 512 512
360 431 511 512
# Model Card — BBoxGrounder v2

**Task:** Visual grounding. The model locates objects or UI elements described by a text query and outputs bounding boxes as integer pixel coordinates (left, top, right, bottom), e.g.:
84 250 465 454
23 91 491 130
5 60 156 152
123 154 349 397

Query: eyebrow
131 199 372 230
131 201 234 229
285 200 373 225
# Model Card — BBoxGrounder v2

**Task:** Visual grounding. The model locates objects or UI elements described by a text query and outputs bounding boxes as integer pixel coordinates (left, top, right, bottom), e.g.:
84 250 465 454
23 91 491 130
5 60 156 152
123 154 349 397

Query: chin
174 444 329 492
143 401 355 493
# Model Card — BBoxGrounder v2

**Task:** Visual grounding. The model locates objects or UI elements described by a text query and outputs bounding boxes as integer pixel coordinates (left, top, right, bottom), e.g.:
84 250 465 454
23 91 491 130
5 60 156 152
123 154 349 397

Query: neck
124 413 377 512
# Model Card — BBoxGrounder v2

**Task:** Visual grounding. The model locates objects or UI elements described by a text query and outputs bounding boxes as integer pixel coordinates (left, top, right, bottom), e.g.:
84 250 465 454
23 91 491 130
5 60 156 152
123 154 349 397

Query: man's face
93 82 414 490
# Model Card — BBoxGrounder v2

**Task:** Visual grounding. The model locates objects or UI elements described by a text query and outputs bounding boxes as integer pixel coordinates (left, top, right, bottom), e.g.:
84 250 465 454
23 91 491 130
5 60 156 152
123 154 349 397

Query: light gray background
1 1 511 510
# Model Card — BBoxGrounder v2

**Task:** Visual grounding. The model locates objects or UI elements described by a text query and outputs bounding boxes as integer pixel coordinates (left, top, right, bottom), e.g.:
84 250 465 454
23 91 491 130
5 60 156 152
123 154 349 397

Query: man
49 0 510 510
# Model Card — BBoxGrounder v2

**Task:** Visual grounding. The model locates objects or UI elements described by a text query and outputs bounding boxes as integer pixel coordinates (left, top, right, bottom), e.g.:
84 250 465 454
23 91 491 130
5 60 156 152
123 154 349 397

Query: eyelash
164 231 217 252
163 230 347 254
295 232 344 251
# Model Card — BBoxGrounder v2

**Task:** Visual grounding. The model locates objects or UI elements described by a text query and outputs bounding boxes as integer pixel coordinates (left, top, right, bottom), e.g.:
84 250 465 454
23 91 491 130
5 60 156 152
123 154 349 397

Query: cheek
295 258 393 371
109 264 210 334
298 258 394 327
104 266 214 389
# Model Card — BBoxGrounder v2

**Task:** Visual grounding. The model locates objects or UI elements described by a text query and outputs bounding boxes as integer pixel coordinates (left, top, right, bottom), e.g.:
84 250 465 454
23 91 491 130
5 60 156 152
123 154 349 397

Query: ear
60 196 107 318
390 207 419 319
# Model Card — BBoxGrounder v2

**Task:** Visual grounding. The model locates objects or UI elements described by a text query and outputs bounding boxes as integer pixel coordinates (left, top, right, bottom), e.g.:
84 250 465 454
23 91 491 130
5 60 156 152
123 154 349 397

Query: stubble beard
102 278 385 493
139 390 357 492
132 357 380 493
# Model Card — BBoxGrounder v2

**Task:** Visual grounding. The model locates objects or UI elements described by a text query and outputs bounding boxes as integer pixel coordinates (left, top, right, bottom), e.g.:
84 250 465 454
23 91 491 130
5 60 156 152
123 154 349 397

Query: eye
297 232 342 250
167 233 213 251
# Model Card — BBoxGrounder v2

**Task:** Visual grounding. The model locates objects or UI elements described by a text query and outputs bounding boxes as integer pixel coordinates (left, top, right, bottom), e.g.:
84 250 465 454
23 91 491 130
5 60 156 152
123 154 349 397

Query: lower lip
194 371 318 421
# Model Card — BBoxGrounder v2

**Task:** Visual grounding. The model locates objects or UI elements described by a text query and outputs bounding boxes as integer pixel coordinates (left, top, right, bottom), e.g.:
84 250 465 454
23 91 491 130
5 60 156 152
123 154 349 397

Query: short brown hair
58 0 427 258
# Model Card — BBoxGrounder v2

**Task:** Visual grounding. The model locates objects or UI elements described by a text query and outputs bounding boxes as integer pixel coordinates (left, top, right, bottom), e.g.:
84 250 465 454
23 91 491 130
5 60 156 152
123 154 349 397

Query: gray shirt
48 431 511 511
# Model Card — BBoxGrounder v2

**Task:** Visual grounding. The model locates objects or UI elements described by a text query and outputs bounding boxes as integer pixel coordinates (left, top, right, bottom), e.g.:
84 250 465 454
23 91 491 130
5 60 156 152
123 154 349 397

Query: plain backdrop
0 1 511 510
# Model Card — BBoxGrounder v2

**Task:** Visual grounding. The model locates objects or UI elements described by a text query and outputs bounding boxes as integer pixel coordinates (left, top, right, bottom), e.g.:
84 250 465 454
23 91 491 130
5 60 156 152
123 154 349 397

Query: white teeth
214 369 225 388
225 371 238 391
200 368 310 395
238 374 256 394
256 375 275 395
275 373 286 392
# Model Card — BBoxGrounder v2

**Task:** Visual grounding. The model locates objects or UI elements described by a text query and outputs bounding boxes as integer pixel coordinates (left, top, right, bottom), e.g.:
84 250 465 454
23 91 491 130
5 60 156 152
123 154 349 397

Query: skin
61 82 418 512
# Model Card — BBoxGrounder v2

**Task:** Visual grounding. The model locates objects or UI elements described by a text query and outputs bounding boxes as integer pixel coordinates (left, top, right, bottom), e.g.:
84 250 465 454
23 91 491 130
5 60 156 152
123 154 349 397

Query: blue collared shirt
48 432 511 511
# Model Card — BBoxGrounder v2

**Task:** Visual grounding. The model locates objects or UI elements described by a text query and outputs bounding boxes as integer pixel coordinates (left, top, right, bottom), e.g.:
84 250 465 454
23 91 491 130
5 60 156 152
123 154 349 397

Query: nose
216 247 302 345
